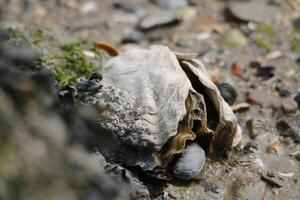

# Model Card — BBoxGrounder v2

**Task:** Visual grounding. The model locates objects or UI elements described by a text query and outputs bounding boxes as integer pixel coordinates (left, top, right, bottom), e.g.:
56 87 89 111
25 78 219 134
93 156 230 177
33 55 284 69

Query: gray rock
122 30 144 44
282 98 298 114
138 9 180 31
228 1 279 24
173 143 206 179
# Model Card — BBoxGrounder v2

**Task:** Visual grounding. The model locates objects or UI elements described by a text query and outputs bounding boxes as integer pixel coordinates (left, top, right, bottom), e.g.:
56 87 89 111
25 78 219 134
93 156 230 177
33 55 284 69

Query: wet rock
294 91 300 107
138 9 180 31
282 98 298 113
243 142 258 153
217 83 237 106
228 1 279 24
230 172 266 200
122 30 144 44
155 0 188 9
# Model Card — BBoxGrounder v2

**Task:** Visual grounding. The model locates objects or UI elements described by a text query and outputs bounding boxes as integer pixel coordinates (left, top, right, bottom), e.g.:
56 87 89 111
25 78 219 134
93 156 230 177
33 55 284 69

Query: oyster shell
81 45 241 177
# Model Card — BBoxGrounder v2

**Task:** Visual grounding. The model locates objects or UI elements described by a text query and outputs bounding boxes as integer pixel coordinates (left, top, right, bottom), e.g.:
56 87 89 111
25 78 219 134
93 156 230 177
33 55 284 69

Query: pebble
217 83 237 106
122 30 144 44
282 98 298 114
173 143 206 180
138 9 180 31
221 29 247 48
228 1 279 24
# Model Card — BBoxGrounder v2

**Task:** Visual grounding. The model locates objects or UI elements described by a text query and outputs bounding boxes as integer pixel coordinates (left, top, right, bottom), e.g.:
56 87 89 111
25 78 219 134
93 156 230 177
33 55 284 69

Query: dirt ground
1 0 300 199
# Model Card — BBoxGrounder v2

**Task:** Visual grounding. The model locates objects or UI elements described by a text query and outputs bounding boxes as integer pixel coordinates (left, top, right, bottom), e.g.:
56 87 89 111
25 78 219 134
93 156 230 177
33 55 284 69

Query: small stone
228 1 279 24
282 98 298 113
122 30 144 44
173 143 206 179
266 142 282 155
221 29 247 48
244 142 258 153
217 83 237 106
138 9 180 31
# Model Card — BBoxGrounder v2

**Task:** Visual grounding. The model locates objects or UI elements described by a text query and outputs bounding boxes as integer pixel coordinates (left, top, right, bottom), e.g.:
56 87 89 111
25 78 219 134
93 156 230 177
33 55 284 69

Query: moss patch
8 28 101 88
39 43 97 87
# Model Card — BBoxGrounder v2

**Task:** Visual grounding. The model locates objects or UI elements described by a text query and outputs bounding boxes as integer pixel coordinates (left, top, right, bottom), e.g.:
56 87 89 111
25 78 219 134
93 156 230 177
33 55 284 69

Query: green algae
8 28 101 88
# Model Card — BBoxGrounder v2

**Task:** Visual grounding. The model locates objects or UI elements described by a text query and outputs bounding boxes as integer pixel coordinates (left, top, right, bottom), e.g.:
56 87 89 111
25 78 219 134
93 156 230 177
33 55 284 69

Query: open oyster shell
82 45 241 174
